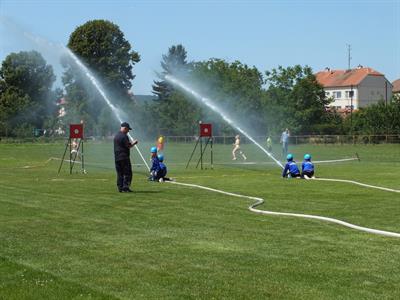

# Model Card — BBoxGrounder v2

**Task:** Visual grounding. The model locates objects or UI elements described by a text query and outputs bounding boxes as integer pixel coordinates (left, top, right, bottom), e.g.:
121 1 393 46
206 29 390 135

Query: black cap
121 122 132 130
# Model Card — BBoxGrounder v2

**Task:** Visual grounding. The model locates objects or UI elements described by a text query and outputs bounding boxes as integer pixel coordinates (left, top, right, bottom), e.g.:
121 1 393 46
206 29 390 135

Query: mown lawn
0 141 399 299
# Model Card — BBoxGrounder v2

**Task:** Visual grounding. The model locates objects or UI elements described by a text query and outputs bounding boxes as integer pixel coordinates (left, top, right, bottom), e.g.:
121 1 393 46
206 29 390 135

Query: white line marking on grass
168 181 400 238
17 156 358 170
20 158 54 169
50 157 145 168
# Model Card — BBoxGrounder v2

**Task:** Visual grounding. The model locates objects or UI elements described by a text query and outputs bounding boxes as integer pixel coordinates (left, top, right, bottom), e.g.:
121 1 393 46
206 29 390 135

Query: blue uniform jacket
282 161 300 177
159 162 167 172
159 162 167 177
150 156 161 172
302 161 314 172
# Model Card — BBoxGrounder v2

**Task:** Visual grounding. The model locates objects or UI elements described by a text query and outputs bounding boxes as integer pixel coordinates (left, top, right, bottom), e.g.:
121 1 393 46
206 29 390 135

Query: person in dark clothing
114 122 138 192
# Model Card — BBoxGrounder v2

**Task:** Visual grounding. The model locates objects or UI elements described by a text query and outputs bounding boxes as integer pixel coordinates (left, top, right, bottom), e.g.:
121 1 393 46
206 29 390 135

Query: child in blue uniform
157 154 171 182
301 154 315 179
149 146 161 181
282 154 301 178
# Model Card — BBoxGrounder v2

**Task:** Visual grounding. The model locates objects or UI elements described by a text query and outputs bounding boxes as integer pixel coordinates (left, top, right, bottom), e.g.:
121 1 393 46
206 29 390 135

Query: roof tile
392 79 400 93
316 67 383 88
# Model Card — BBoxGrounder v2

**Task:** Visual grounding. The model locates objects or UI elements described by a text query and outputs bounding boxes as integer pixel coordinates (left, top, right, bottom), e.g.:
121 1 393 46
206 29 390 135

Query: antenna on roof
347 44 352 70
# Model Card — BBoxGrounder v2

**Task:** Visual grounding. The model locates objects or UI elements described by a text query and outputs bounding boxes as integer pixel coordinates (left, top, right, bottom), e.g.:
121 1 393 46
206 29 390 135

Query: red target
70 124 84 139
199 123 212 137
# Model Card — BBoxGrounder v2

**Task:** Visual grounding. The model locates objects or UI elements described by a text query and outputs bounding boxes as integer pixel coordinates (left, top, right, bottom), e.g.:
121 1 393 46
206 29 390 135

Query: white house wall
358 75 392 107
325 87 359 109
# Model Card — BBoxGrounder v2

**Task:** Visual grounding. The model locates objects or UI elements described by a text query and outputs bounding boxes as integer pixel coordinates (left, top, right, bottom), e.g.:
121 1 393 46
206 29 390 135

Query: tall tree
264 65 329 134
352 100 400 134
150 56 265 135
191 59 265 135
0 50 56 136
62 19 140 135
152 44 188 101
149 44 202 135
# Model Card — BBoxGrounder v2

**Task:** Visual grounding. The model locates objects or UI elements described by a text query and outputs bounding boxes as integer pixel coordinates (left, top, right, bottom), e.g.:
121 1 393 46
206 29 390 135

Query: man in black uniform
114 122 138 192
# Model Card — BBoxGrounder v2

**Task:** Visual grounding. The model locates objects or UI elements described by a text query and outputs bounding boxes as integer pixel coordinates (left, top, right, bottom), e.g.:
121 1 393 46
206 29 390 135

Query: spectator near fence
280 128 290 159
266 136 273 153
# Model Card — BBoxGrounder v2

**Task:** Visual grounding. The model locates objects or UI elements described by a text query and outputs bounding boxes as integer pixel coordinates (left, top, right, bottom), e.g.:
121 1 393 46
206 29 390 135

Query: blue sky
1 0 399 95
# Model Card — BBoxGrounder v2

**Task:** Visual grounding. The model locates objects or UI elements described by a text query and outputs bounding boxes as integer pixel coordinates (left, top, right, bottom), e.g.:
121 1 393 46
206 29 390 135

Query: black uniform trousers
115 159 132 191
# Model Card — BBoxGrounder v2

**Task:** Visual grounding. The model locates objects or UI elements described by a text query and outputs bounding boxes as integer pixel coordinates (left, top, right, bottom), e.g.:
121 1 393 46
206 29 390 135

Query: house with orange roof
315 66 392 111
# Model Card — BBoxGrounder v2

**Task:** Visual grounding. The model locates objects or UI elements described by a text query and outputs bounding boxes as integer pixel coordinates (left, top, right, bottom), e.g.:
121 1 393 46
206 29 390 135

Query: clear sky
1 0 399 95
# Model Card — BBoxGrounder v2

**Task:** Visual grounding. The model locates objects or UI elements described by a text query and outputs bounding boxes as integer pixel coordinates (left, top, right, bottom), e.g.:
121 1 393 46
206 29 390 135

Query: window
325 91 331 96
333 91 342 98
345 90 355 98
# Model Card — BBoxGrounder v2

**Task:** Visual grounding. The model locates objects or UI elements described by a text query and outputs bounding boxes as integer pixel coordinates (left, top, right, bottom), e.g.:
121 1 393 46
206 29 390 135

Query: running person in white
71 139 80 159
232 135 247 161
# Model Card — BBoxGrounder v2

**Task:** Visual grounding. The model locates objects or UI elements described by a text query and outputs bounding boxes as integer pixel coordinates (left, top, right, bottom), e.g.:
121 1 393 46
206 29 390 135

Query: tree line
1 19 399 138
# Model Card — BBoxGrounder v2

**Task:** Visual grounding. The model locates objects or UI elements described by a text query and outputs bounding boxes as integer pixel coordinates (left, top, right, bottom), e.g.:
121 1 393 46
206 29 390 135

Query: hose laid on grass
18 157 400 237
168 180 400 238
312 177 400 193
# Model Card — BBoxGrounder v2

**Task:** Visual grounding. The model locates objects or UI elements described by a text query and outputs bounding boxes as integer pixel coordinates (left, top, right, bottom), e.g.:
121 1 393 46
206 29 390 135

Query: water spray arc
65 48 150 171
165 75 284 169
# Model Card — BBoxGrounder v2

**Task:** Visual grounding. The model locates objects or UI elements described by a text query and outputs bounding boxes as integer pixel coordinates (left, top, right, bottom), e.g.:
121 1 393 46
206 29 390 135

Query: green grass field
1 141 400 299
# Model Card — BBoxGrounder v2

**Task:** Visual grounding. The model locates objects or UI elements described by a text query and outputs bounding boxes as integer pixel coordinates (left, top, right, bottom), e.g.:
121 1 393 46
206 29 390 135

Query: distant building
393 79 400 100
316 66 393 112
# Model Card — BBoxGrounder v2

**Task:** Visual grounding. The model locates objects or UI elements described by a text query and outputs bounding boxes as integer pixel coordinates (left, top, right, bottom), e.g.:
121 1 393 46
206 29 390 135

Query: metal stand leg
58 139 70 174
186 138 200 169
200 137 203 170
81 140 85 172
69 139 72 174
196 137 211 169
211 138 213 170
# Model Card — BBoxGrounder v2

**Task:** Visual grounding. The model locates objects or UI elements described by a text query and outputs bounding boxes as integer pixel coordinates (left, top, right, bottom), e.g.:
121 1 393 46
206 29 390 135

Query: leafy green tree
152 44 189 101
0 50 56 136
62 19 140 135
154 91 202 135
352 101 400 134
149 44 203 135
191 59 265 135
150 56 266 136
264 65 329 134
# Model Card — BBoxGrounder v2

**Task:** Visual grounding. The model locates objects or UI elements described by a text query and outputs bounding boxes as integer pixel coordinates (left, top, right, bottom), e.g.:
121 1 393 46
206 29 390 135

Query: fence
1 134 399 144
163 135 400 145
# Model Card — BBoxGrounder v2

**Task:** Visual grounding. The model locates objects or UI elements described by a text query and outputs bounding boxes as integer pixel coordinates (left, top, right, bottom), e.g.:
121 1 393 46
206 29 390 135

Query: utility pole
347 44 352 70
350 84 354 136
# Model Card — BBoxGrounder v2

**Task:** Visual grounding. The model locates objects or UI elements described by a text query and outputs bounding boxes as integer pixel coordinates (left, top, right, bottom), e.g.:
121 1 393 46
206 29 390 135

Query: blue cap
158 154 164 162
286 154 293 161
304 154 311 160
150 146 157 153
